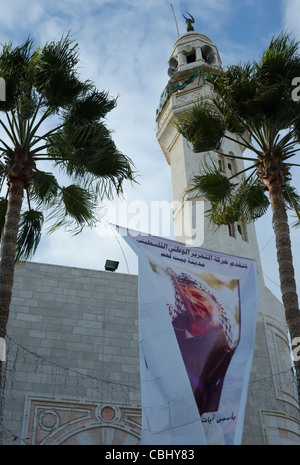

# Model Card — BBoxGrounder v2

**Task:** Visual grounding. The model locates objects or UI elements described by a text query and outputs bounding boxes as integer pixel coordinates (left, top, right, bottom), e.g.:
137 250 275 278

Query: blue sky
0 0 299 302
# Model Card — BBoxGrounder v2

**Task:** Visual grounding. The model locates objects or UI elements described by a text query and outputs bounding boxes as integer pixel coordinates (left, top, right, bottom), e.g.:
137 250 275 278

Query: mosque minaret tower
155 18 300 445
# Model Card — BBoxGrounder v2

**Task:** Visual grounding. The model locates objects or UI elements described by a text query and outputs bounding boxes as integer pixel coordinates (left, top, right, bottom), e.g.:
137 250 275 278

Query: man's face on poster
179 284 220 336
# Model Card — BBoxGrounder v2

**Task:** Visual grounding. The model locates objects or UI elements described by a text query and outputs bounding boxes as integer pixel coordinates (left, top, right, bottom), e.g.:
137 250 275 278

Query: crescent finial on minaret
182 12 195 32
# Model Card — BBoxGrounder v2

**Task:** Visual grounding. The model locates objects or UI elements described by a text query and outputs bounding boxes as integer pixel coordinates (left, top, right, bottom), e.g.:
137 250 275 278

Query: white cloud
282 0 300 40
0 1 299 297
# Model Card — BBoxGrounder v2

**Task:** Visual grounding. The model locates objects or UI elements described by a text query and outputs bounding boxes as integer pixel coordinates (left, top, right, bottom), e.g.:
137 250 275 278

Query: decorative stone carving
21 395 141 445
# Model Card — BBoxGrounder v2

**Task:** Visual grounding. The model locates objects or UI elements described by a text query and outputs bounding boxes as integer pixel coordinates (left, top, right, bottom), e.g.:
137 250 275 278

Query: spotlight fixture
105 260 119 272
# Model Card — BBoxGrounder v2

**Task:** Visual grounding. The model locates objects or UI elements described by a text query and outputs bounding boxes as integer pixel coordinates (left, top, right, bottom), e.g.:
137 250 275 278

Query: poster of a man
166 268 240 416
117 226 258 445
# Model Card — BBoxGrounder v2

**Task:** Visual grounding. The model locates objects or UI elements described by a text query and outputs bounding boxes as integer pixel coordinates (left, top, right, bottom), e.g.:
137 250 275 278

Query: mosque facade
0 26 299 445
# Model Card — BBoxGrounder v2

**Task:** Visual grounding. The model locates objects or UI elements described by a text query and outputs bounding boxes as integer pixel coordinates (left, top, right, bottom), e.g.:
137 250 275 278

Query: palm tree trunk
268 181 300 405
0 180 24 391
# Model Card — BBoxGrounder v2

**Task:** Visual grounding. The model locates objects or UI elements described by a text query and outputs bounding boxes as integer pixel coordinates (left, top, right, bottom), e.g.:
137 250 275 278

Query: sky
0 0 299 303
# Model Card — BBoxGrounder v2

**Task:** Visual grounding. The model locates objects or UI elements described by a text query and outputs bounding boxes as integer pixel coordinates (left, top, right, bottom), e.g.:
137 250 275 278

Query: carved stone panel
21 395 141 445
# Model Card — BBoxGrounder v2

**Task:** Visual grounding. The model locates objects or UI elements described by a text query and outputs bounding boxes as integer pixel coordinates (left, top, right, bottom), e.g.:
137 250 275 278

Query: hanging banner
115 225 258 445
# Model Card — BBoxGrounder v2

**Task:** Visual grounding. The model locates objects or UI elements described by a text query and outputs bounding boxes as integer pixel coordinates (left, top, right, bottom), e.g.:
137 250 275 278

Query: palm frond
175 102 225 153
233 179 270 222
15 209 44 261
208 33 300 127
0 34 136 264
0 37 41 117
257 32 300 84
283 183 300 227
208 203 241 226
46 184 97 235
211 62 261 119
190 160 235 203
190 159 269 225
211 95 247 135
29 169 58 206
65 89 117 125
0 160 6 190
34 33 89 109
48 121 135 197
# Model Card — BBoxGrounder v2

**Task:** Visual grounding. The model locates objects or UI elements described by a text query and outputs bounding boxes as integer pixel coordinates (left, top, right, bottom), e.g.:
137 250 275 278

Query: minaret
156 24 300 445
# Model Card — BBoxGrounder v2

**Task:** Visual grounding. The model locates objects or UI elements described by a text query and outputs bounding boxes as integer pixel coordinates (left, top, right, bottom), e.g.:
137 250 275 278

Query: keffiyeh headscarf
166 268 239 351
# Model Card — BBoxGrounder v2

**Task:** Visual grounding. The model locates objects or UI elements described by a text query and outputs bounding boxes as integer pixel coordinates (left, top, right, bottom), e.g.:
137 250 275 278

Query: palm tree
176 32 300 401
0 35 134 387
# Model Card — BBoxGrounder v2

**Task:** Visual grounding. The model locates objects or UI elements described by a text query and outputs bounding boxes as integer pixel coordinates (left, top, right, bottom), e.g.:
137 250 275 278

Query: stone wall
0 262 141 445
1 261 299 445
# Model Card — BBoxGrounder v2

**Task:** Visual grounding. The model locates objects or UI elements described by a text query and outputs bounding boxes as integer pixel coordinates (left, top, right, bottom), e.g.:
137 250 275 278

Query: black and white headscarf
166 268 239 351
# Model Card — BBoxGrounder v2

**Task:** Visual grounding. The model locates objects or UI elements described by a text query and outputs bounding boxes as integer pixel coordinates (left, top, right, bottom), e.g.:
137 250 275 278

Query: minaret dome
167 31 221 79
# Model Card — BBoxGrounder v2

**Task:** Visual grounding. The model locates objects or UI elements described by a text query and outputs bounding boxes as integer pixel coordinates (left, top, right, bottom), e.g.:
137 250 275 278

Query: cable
254 234 281 288
263 271 281 288
4 332 139 393
257 234 275 256
109 224 130 274
170 4 180 37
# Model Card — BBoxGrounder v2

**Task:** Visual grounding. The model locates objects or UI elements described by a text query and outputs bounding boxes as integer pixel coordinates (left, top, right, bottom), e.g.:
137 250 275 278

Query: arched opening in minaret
227 222 248 242
186 51 196 63
227 152 238 176
237 222 248 242
218 156 225 173
201 45 216 65
228 224 235 237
